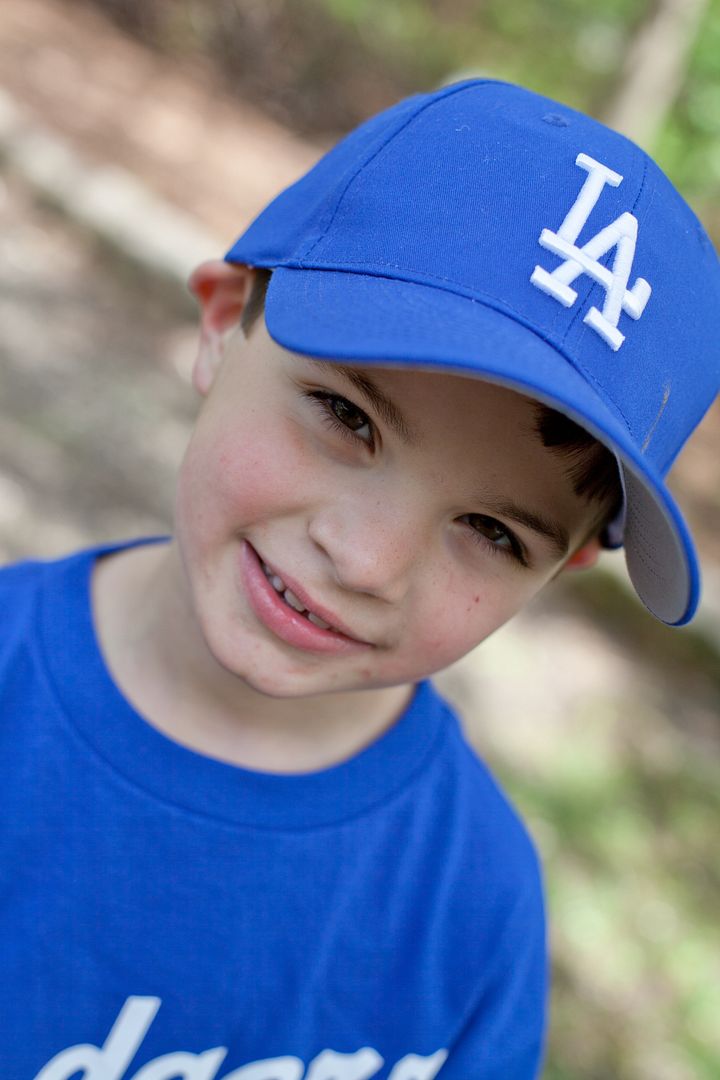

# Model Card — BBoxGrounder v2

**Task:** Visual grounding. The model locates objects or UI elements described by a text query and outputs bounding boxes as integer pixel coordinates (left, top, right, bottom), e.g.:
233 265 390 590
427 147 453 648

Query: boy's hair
240 267 272 338
240 266 623 536
533 406 623 534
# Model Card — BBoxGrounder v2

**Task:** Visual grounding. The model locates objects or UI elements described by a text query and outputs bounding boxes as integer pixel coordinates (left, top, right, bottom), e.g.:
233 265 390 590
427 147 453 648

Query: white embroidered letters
530 153 651 350
304 1048 384 1079
386 1051 449 1079
32 997 449 1080
33 997 161 1080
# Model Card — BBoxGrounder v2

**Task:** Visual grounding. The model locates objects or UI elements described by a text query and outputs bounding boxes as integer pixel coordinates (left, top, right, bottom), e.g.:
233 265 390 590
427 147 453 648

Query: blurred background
0 1 718 1076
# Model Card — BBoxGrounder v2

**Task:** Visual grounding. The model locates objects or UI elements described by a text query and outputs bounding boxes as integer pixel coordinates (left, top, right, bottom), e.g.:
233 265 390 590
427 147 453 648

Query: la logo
530 153 652 350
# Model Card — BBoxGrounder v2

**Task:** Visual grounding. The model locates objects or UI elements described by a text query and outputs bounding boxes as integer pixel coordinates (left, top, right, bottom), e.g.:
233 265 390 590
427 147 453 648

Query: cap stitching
285 255 557 320
301 80 499 263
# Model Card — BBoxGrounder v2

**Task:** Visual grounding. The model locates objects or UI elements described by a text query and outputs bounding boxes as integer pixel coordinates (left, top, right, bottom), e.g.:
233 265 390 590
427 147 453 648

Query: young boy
2 80 718 1080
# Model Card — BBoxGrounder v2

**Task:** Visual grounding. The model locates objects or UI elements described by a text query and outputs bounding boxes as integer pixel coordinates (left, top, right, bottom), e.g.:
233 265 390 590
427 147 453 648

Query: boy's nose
307 497 420 602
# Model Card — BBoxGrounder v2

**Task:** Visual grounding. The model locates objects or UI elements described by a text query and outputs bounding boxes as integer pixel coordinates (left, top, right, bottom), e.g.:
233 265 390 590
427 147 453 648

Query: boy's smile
170 271 603 708
241 540 375 652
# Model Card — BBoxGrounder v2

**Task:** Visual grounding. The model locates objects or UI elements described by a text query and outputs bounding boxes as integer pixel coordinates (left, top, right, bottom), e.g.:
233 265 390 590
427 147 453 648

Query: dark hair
533 403 623 533
240 267 272 336
241 266 622 535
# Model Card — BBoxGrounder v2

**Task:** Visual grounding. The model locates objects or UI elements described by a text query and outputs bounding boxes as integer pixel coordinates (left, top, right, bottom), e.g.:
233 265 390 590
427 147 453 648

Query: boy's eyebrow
305 359 414 444
490 499 570 558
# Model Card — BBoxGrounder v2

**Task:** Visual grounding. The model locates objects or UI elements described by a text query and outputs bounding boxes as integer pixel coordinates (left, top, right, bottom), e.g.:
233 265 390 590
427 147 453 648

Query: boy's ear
188 260 254 395
562 537 602 572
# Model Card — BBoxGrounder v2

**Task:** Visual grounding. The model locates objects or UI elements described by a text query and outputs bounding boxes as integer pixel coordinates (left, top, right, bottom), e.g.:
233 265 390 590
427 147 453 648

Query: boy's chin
220 653 394 701
199 625 414 703
223 664 333 701
196 623 354 700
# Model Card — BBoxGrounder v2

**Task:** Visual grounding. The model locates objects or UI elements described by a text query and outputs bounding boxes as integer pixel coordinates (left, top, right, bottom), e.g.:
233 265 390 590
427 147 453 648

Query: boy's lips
239 541 372 654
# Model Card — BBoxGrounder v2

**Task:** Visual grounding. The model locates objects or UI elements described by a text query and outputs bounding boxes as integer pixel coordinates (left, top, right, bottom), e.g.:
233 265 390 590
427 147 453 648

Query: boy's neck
91 540 414 774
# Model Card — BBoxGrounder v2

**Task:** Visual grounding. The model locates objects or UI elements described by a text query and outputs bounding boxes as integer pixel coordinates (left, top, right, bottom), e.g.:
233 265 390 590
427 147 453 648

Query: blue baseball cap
225 79 720 625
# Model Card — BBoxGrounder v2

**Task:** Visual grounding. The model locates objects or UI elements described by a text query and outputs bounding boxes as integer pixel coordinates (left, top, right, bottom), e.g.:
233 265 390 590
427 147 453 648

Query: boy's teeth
261 558 337 632
307 611 331 630
282 587 336 630
261 561 285 592
283 588 306 613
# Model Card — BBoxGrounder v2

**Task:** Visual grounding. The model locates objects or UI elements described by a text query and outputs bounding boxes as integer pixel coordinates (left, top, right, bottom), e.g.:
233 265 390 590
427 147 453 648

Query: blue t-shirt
0 543 547 1079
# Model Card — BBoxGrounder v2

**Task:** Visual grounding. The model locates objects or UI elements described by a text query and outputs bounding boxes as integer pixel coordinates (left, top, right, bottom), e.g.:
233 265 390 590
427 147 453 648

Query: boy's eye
330 396 370 434
460 514 527 565
308 391 375 448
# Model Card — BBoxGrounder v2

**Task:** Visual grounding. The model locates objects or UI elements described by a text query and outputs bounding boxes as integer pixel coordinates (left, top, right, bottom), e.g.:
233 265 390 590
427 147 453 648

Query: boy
1 80 718 1079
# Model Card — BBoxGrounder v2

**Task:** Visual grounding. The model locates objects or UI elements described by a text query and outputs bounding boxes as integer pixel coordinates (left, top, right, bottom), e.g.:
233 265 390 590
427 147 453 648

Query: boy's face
176 265 602 700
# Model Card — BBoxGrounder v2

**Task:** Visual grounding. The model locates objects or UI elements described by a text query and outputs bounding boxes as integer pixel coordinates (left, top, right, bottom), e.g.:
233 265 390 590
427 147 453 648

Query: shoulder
398 682 546 971
454 720 541 878
0 538 160 608
0 552 48 589
394 685 547 1066
0 546 91 607
0 550 90 670
0 543 127 664
0 538 159 730
0 554 51 642
420 682 543 887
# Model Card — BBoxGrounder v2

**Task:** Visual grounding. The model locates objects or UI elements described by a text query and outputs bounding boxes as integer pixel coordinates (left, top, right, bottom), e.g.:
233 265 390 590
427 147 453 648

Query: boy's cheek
406 586 536 671
177 417 322 537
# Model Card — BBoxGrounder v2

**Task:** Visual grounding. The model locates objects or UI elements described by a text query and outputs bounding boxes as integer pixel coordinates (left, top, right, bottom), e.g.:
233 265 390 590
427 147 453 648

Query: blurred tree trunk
603 0 709 149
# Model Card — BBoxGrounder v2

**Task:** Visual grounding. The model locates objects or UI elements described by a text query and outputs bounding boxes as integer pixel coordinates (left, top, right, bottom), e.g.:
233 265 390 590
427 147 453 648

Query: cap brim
263 266 699 625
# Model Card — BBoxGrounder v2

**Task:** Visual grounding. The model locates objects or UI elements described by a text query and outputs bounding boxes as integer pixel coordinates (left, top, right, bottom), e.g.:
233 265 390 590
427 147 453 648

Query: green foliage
495 723 720 1077
87 0 720 231
312 0 720 229
661 1 720 223
315 0 638 105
